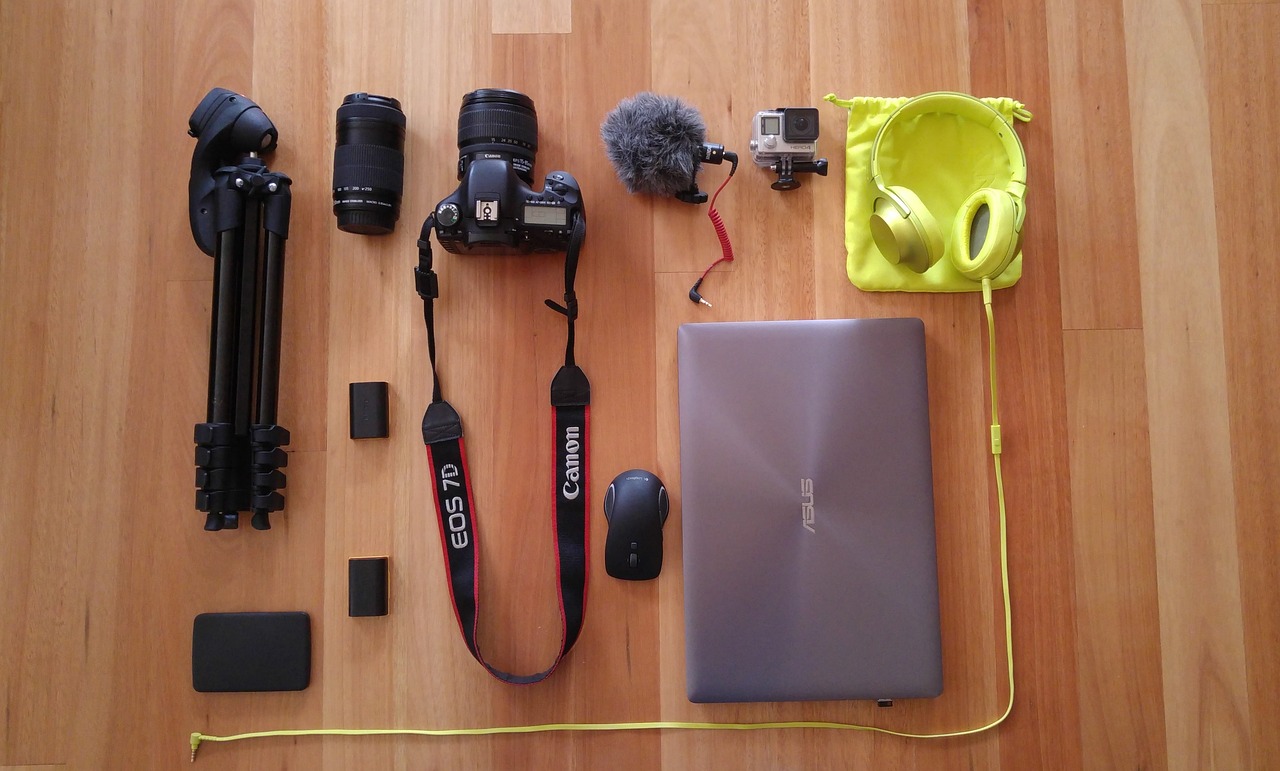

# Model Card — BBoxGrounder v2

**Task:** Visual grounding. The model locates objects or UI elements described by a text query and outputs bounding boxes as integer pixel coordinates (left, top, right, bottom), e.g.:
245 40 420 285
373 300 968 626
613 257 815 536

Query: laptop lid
678 317 942 703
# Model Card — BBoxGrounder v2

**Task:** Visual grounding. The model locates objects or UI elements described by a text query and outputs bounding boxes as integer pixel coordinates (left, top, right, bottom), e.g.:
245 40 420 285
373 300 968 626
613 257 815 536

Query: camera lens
333 93 405 235
783 107 820 143
457 89 538 184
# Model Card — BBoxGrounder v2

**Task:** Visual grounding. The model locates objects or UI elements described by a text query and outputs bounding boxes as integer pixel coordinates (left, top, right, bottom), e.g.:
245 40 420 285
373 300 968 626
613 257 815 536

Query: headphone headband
870 92 1027 213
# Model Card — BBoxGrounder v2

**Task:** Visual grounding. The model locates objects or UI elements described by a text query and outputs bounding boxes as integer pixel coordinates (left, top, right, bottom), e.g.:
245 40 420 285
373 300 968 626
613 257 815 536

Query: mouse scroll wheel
603 484 616 523
658 486 669 525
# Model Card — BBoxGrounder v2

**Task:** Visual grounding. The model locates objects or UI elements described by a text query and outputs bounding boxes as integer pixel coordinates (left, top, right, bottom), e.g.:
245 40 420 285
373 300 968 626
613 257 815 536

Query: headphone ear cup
951 188 1020 281
870 186 944 273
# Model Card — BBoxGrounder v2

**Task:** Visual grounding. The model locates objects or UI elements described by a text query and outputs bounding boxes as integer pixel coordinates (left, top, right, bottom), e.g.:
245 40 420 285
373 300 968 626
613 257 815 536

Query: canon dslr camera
431 89 583 253
749 107 828 191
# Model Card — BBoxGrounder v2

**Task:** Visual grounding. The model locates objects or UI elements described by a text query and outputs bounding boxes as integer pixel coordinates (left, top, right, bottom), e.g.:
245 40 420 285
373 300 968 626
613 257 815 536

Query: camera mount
187 88 292 531
768 156 829 191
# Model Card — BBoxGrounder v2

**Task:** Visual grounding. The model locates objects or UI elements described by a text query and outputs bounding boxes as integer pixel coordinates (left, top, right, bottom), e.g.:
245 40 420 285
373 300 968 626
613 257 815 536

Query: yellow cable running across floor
191 284 1013 761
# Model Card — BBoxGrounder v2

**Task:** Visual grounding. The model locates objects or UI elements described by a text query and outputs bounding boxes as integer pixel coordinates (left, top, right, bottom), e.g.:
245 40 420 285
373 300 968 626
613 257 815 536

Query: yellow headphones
869 92 1027 281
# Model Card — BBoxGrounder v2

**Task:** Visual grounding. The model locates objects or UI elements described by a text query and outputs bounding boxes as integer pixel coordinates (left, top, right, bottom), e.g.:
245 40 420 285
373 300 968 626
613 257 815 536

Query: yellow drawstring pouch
823 94 1032 292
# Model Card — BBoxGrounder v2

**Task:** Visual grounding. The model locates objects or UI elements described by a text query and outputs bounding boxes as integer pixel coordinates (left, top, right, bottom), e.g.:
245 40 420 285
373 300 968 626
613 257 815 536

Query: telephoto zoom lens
333 93 405 235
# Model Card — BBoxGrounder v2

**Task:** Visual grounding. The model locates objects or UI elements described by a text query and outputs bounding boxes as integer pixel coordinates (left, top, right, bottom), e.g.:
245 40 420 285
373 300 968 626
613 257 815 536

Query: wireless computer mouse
603 469 669 581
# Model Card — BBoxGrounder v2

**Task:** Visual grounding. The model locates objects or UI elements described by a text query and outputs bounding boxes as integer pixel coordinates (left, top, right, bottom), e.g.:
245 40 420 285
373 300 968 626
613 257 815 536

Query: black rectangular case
192 611 311 692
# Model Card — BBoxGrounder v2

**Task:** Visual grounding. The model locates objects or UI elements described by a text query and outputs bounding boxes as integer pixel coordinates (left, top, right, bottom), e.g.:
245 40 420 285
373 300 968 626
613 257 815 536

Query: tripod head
188 88 279 255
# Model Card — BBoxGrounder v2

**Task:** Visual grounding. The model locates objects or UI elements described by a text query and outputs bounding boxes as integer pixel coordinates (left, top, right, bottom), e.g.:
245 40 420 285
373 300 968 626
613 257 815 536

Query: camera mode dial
436 202 461 227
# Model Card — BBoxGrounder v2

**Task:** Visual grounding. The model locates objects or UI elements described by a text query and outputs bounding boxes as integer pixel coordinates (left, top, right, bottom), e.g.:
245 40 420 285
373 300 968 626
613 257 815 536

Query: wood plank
1064 330 1168 769
82 1 330 767
1122 0 1253 767
79 5 190 765
815 0 1082 763
528 3 663 770
1204 6 1280 769
810 26 999 761
0 2 68 764
1044 0 1144 330
968 0 1085 767
166 0 257 283
650 0 838 767
319 2 414 769
492 0 573 34
809 0 1015 767
1 2 151 765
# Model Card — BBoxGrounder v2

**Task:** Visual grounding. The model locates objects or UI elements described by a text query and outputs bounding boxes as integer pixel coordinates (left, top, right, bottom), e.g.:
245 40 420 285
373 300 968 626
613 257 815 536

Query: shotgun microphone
600 92 735 204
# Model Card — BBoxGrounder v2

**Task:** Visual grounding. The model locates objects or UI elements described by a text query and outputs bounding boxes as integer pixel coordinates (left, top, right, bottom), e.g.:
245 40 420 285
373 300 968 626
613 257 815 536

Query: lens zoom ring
333 144 405 190
458 112 538 151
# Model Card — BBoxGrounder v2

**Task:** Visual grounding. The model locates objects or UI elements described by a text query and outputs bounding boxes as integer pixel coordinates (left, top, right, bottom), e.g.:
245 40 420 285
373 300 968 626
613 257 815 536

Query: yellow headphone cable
190 282 1013 761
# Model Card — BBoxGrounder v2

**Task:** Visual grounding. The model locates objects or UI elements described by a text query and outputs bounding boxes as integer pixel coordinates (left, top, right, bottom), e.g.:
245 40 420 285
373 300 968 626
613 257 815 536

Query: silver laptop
678 317 942 703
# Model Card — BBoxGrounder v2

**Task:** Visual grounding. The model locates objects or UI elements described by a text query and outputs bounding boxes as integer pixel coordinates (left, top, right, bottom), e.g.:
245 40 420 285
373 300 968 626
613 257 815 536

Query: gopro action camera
749 107 827 191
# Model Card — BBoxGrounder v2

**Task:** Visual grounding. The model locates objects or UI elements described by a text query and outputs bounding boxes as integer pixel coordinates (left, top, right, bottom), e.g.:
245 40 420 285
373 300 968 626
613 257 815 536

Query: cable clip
544 292 578 321
414 265 439 300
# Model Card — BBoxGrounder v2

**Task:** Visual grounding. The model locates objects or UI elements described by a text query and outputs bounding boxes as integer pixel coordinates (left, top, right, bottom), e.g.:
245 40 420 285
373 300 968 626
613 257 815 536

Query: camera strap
414 214 590 684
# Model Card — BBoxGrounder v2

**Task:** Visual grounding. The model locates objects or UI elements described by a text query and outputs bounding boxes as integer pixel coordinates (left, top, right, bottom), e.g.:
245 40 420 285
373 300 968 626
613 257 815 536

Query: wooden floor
1 0 1276 768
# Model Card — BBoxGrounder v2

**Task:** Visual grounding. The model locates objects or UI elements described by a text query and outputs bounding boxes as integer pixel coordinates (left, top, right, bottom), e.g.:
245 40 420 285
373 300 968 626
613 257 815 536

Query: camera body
433 160 582 254
432 89 583 254
749 107 819 166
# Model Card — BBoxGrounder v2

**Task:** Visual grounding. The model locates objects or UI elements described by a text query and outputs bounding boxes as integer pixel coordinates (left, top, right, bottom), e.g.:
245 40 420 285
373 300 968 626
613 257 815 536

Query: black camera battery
349 381 390 439
349 557 390 617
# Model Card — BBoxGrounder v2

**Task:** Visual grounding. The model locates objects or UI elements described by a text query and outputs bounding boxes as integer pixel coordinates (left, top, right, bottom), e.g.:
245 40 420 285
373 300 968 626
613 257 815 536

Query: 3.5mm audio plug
689 279 713 307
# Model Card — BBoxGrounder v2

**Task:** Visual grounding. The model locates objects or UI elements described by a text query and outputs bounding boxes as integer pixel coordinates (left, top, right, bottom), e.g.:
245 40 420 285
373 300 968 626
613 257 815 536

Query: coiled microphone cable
689 154 737 307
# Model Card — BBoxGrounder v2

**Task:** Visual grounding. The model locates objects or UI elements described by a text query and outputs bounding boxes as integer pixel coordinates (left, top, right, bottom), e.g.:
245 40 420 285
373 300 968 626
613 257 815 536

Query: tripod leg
208 225 242 425
251 174 292 530
234 198 262 439
255 230 284 425
196 167 254 531
250 230 287 531
197 221 245 531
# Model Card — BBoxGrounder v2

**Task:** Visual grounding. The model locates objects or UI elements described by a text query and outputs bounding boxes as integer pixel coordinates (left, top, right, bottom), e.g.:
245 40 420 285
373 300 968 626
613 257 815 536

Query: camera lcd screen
525 204 567 227
761 116 781 135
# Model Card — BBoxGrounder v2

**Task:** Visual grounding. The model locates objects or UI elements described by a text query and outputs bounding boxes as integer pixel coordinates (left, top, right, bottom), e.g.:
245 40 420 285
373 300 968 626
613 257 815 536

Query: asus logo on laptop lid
801 478 815 533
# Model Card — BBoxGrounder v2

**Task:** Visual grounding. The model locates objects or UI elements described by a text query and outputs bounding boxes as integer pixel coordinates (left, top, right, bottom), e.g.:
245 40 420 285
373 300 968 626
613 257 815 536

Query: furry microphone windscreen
601 92 707 197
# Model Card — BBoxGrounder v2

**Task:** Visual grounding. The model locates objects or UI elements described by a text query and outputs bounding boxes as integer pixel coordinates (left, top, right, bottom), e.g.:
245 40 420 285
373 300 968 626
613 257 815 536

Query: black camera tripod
187 89 292 531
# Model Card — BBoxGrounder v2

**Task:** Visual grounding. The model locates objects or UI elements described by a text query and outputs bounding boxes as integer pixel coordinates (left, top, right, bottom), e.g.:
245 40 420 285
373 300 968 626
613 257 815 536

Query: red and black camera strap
414 214 590 684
